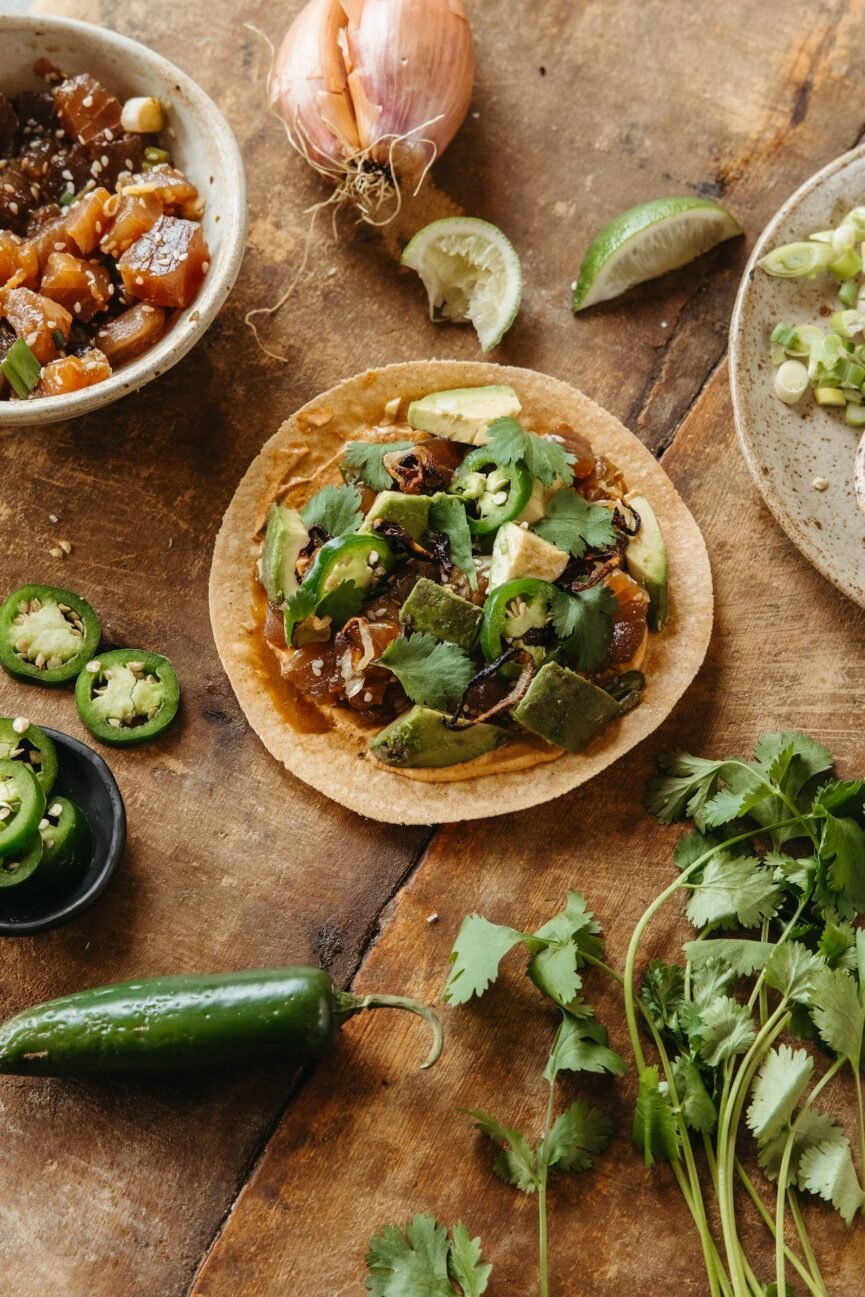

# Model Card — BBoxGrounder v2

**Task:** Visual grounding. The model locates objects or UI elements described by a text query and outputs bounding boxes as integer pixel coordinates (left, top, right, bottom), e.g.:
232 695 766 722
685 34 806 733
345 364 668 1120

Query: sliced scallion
829 247 862 280
770 321 798 348
758 241 834 278
814 386 847 406
832 222 857 255
0 339 41 399
808 229 835 244
59 189 76 208
51 329 67 351
142 146 171 170
839 279 858 307
845 402 865 427
773 359 809 405
829 309 865 338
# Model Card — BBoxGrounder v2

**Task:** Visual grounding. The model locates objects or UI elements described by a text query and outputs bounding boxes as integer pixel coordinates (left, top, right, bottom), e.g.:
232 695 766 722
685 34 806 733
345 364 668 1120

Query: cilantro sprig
342 440 413 492
532 489 618 558
376 632 475 711
484 417 576 486
365 1214 491 1297
300 483 363 537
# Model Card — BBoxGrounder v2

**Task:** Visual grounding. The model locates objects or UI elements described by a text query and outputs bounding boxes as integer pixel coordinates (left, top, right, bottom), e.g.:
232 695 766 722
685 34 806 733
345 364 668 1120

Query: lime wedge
402 217 522 352
572 197 742 311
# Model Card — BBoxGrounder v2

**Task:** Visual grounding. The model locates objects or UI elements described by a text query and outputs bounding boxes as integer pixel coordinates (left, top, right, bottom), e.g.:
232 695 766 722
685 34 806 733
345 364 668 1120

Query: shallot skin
271 0 475 179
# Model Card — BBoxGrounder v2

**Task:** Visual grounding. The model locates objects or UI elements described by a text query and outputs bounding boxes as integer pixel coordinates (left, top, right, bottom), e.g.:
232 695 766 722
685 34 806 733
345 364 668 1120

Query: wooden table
3 1 865 1293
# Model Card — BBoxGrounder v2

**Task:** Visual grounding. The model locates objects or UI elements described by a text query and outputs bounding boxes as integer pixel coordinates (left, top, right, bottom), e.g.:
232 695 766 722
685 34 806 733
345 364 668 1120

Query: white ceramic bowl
0 14 247 427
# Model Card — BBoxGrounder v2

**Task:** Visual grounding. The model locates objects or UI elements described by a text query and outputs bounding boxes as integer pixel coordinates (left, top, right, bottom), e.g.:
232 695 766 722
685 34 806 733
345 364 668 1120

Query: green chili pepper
0 968 443 1077
448 446 533 535
284 533 395 644
0 718 57 794
0 835 43 889
479 578 558 664
75 649 180 746
0 585 101 686
37 796 92 886
0 760 46 856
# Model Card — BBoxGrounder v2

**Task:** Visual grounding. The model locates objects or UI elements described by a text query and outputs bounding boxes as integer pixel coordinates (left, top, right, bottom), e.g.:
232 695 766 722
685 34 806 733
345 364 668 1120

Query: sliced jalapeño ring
0 585 101 685
75 649 180 746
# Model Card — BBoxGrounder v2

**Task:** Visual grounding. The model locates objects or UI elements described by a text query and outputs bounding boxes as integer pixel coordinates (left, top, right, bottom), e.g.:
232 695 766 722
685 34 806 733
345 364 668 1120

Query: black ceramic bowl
0 727 126 936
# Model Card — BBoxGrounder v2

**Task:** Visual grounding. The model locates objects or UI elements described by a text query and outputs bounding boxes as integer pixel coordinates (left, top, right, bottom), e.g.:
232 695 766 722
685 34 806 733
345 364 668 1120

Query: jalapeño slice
38 796 92 886
0 835 43 889
480 578 559 664
0 759 46 856
284 534 395 645
448 446 533 536
0 717 58 794
0 585 101 685
75 649 180 746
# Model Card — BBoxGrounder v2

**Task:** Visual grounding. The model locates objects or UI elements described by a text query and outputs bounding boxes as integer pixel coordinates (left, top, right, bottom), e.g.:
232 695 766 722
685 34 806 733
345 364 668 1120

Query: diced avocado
360 490 432 542
511 661 620 752
514 478 558 524
488 522 569 591
407 385 522 446
625 493 668 631
369 705 507 768
259 504 309 603
400 577 482 650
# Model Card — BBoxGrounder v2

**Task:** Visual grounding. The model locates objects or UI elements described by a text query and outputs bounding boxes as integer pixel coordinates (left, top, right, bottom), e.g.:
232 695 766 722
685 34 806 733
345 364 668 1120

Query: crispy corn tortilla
209 361 713 825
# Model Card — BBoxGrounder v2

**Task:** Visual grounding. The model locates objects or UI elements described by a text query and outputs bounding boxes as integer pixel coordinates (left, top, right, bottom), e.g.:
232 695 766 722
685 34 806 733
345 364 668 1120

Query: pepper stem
335 991 444 1070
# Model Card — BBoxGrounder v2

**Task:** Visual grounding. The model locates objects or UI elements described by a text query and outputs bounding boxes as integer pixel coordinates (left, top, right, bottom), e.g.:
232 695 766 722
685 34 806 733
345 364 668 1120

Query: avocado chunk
407 385 522 446
400 578 483 650
511 661 620 752
488 521 569 591
360 490 432 542
625 493 668 631
369 705 507 768
259 504 309 603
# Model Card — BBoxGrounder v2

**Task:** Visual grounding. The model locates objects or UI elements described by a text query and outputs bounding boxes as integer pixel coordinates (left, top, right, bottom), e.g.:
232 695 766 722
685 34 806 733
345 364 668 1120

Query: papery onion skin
271 0 475 178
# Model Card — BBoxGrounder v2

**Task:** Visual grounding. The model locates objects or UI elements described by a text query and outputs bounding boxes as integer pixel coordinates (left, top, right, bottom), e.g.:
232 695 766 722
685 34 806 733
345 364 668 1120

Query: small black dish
0 727 126 936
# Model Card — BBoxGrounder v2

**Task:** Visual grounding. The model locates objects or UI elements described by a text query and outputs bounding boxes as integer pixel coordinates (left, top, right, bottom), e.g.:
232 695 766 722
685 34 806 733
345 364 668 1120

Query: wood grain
189 367 865 1296
0 0 864 1292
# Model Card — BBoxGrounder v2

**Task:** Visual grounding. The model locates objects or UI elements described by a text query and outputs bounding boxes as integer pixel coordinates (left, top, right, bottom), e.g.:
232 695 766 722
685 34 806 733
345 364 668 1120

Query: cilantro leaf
633 1065 680 1166
553 585 617 674
543 1013 627 1081
429 495 477 589
755 731 834 799
377 632 475 711
484 417 575 487
300 483 363 536
689 957 738 1008
684 852 780 930
746 1045 814 1142
818 812 865 912
645 752 730 828
670 1056 717 1133
448 1223 492 1297
691 996 755 1067
819 919 859 970
810 965 864 1068
461 1108 539 1193
763 942 824 1004
639 961 688 1048
527 943 583 1009
365 1213 452 1297
442 914 530 1004
526 891 603 1008
541 1100 612 1174
799 1138 865 1224
758 1108 844 1184
683 939 775 980
342 440 413 492
532 490 617 558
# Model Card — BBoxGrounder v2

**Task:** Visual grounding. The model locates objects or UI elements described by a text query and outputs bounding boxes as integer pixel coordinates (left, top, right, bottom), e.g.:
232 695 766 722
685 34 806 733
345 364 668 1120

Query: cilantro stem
854 1061 865 1179
580 951 624 986
758 918 769 1027
537 1079 557 1297
735 1162 826 1297
775 1129 797 1297
788 1188 828 1297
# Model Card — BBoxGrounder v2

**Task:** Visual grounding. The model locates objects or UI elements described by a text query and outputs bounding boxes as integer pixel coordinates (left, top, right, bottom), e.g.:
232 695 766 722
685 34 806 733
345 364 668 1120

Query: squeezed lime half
572 196 742 311
402 217 523 352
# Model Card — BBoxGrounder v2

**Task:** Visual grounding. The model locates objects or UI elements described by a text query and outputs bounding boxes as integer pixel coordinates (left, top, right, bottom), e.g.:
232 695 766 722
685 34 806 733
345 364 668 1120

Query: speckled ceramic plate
730 146 865 607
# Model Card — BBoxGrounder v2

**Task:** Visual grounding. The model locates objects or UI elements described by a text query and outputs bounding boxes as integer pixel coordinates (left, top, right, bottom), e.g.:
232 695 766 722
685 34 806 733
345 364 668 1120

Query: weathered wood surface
0 0 863 1293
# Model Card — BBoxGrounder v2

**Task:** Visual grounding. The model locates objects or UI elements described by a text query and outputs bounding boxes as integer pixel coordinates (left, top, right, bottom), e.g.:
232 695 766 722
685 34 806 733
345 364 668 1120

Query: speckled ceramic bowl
730 146 865 607
0 15 247 427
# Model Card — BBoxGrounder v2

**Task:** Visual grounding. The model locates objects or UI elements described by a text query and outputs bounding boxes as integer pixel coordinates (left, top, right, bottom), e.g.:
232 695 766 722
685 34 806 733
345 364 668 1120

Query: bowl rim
729 141 865 609
0 724 127 935
0 13 248 428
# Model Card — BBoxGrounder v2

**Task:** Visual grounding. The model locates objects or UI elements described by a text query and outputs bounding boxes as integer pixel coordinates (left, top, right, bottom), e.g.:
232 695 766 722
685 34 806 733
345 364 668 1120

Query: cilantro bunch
624 731 865 1297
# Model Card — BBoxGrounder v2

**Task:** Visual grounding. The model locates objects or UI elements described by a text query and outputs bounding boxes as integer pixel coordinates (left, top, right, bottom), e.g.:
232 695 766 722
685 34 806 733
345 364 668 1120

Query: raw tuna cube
118 215 209 308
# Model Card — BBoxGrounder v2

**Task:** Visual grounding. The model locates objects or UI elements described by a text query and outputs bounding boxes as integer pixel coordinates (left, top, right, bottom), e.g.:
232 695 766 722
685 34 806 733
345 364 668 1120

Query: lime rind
402 216 523 352
572 197 743 311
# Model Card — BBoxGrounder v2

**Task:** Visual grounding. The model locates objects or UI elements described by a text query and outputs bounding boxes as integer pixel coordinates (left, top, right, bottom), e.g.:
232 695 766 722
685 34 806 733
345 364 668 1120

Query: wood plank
189 366 865 1295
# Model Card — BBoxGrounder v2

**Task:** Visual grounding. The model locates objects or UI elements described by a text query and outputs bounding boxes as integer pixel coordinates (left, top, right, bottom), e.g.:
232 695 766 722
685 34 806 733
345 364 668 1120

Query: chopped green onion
770 342 787 366
59 189 75 208
839 279 859 307
840 360 865 389
808 229 835 244
808 332 848 381
832 222 857 255
829 247 862 280
770 321 799 348
0 339 41 399
814 386 847 406
841 206 865 238
846 402 865 427
773 359 809 405
758 241 834 278
794 324 826 352
845 389 864 405
142 146 170 171
51 329 67 351
829 309 865 338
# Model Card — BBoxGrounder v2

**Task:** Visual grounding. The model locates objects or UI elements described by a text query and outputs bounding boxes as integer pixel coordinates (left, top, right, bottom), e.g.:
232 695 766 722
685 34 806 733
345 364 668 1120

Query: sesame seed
201 260 210 273
125 157 134 170
101 154 109 167
82 94 94 107
2 183 13 193
426 913 439 924
9 202 18 215
53 241 65 250
104 129 114 141
363 691 373 703
73 302 81 314
61 168 73 181
134 275 143 285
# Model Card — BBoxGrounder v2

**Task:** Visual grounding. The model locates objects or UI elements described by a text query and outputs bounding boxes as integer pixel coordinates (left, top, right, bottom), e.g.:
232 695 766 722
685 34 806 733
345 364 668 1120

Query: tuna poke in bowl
0 15 247 426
